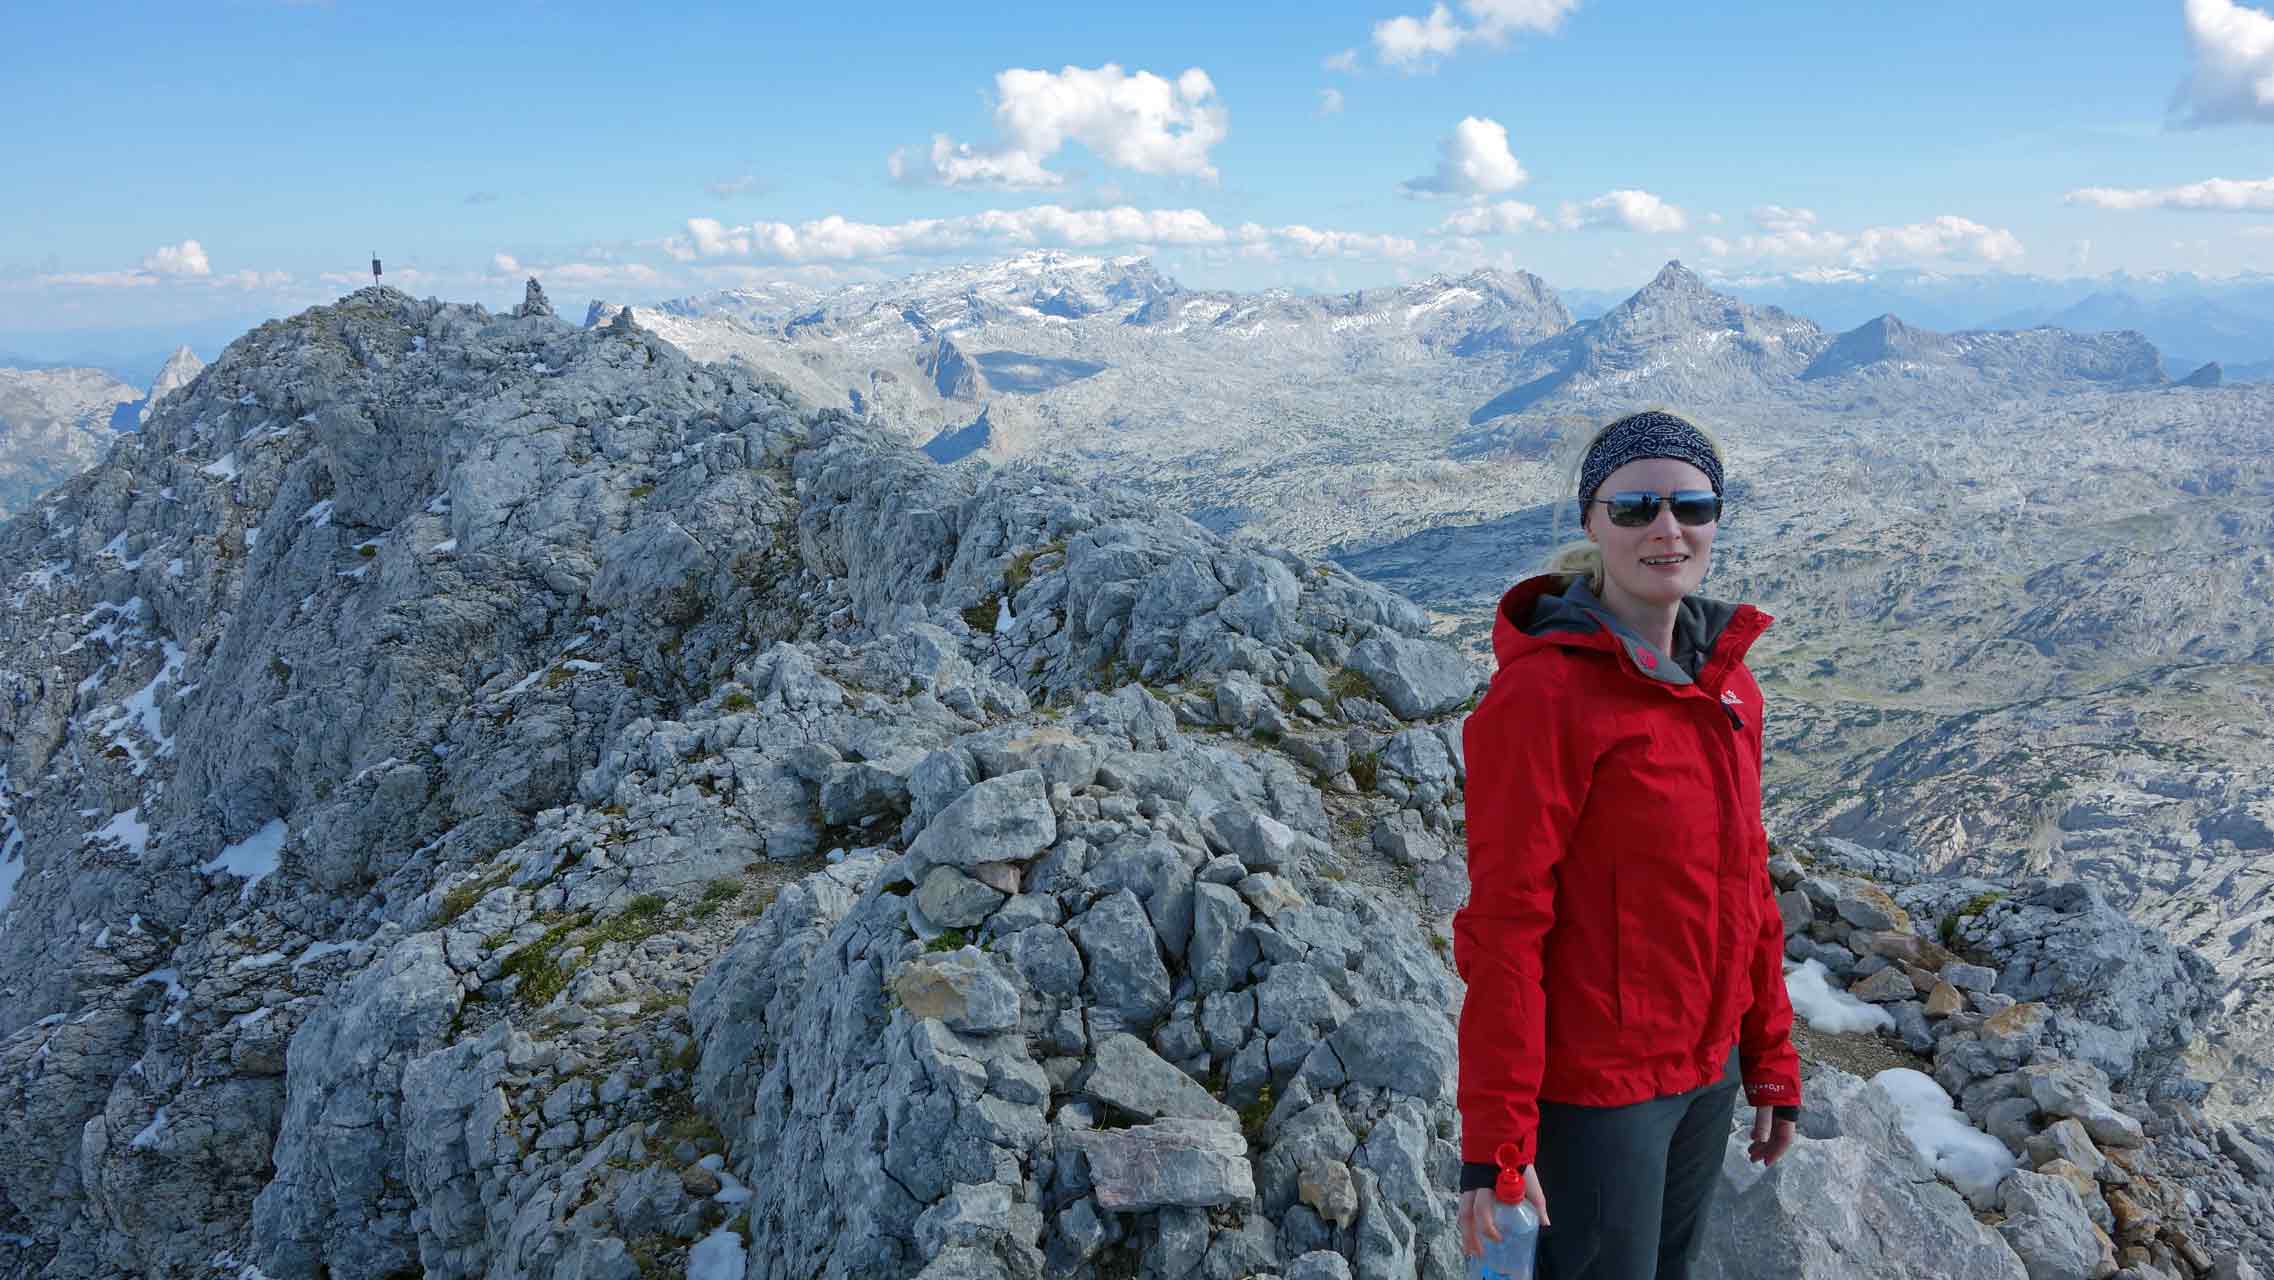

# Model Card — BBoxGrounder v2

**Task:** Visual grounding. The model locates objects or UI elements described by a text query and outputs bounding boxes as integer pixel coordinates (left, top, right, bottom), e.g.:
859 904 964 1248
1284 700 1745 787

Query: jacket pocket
1611 842 1715 1042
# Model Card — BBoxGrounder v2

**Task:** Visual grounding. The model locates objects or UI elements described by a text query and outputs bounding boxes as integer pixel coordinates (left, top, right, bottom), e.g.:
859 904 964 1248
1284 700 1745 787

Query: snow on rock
1871 1067 2019 1201
1785 958 1896 1033
88 808 152 858
199 819 288 898
129 1105 171 1151
687 1228 747 1280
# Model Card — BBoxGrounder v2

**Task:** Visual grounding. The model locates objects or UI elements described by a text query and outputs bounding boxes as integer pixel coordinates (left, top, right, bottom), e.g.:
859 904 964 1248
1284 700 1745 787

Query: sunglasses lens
1669 492 1722 526
1604 493 1659 527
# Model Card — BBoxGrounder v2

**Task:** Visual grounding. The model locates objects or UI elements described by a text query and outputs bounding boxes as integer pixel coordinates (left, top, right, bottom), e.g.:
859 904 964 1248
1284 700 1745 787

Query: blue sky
7 0 2274 339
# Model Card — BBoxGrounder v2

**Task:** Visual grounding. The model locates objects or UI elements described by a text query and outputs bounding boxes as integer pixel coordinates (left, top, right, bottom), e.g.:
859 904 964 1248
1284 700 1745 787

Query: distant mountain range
0 345 205 516
1686 267 2274 372
588 254 2207 498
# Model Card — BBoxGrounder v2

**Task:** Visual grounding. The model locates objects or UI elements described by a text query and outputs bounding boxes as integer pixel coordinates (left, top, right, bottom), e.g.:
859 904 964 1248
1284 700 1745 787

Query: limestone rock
1071 1118 1255 1211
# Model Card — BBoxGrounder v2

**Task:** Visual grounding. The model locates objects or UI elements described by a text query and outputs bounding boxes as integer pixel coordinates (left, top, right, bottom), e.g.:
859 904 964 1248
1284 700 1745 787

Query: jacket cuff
1742 1078 1800 1108
1461 1161 1500 1193
1773 1104 1800 1124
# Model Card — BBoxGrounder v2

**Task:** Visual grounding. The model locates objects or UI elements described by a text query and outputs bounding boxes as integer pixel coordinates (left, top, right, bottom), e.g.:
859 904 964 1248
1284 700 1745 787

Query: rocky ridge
0 280 2265 1280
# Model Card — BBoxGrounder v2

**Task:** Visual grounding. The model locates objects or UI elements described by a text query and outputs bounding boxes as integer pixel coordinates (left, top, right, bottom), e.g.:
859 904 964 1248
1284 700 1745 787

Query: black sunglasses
1588 489 1723 528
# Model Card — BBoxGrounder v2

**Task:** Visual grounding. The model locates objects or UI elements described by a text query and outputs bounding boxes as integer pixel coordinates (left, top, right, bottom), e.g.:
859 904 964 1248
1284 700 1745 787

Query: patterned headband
1577 410 1724 518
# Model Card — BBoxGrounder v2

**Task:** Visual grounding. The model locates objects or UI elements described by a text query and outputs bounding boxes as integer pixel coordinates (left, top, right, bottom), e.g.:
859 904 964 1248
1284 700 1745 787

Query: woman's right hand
1457 1165 1550 1257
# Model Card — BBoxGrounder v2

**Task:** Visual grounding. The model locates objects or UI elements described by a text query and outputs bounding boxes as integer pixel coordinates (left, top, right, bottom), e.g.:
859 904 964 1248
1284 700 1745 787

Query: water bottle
1466 1144 1541 1280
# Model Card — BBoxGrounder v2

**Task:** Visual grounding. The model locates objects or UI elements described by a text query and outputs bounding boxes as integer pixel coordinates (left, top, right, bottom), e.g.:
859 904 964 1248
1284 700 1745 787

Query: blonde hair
1541 406 1726 594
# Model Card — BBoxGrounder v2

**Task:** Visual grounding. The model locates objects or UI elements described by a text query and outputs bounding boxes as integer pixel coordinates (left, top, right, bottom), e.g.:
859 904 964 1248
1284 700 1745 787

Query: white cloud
889 136 1064 189
2175 0 2274 125
214 269 293 290
1319 88 1346 116
1560 189 1688 233
2244 223 2274 236
39 270 158 289
2065 174 2274 211
1374 0 1579 69
664 204 1415 266
896 64 1229 188
1401 116 1527 196
1851 217 2023 265
1438 199 1550 235
1703 206 2024 268
670 205 1225 262
536 262 666 286
1239 223 1420 260
1376 4 1467 65
35 242 292 292
143 240 211 277
1750 205 1818 234
1323 48 1360 72
493 253 522 274
707 174 763 198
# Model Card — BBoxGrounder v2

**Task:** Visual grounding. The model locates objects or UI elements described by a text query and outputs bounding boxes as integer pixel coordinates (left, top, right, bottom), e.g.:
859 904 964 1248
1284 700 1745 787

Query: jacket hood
1491 573 1769 689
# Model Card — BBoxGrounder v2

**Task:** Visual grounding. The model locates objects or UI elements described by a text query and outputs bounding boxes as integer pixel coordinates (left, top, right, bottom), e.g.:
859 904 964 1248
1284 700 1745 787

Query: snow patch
1871 1067 2019 1200
99 531 146 569
165 557 186 578
200 819 288 898
133 967 189 1001
687 1228 747 1280
103 638 188 769
201 453 240 480
431 539 457 553
299 499 334 527
293 939 356 967
89 808 152 858
129 1104 170 1150
1784 959 1896 1034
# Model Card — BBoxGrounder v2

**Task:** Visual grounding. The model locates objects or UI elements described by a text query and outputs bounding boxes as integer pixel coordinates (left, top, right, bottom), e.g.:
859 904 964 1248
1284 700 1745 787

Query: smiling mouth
1641 555 1689 566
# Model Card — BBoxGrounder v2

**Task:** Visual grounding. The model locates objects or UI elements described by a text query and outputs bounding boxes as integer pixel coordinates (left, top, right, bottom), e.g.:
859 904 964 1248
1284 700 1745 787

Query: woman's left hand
1747 1106 1795 1166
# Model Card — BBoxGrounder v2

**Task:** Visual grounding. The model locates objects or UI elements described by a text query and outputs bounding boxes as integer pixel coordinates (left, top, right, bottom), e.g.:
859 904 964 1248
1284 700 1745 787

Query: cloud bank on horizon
10 0 2274 333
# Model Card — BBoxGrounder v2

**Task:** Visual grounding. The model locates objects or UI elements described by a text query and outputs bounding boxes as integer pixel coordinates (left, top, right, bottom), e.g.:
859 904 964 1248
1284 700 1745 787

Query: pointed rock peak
605 304 640 335
2180 360 2222 388
142 344 208 423
516 278 555 319
1641 260 1707 295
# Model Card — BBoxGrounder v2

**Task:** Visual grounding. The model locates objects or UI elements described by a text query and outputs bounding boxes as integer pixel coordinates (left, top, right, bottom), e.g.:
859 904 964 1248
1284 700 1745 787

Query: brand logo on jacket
1721 690 1743 707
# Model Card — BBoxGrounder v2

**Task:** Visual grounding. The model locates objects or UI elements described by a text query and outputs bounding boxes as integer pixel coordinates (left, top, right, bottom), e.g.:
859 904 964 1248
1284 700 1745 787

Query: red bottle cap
1493 1143 1526 1203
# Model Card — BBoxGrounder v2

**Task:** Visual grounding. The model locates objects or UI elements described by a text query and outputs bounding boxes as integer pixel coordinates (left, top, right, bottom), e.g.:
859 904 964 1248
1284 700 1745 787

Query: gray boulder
1070 1118 1255 1211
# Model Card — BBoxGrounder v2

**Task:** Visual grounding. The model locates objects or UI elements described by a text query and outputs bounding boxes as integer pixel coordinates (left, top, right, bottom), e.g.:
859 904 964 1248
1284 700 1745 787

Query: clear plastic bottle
1467 1145 1541 1280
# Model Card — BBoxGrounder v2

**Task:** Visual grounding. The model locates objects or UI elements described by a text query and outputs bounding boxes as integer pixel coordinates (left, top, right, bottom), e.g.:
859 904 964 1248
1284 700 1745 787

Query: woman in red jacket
1454 408 1802 1279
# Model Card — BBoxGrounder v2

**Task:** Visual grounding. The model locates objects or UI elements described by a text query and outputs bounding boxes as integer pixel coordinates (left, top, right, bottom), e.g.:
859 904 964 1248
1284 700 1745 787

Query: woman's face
1585 456 1718 608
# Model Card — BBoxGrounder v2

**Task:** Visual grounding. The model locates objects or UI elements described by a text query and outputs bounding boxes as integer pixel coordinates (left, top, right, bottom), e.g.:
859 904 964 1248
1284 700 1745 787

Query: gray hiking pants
1531 1052 1743 1280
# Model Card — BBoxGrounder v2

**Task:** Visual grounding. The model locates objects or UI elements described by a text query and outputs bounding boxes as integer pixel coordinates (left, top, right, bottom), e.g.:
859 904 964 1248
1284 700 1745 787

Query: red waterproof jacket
1455 574 1801 1168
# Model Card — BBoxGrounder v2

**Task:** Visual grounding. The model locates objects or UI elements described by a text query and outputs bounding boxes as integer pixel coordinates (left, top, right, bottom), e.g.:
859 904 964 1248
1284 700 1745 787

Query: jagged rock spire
515 277 555 320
